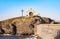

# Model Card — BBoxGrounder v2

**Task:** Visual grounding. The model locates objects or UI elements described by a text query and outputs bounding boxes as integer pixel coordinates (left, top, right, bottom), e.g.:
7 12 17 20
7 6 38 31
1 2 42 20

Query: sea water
0 34 37 39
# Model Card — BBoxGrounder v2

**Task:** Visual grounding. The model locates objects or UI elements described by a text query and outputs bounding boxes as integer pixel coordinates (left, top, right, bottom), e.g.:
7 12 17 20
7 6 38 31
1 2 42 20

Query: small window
29 12 33 16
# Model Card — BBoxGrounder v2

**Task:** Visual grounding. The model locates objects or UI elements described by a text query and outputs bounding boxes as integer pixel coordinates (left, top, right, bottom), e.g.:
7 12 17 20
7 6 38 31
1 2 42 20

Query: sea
0 34 37 39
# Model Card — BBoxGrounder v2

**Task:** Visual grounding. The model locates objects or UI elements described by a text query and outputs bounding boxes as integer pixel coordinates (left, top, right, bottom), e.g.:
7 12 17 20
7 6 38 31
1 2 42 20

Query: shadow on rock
54 30 60 39
11 23 17 35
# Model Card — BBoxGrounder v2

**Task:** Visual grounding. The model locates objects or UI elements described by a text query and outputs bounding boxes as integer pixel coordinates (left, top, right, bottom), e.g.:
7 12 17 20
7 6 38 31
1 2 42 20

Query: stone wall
36 24 60 39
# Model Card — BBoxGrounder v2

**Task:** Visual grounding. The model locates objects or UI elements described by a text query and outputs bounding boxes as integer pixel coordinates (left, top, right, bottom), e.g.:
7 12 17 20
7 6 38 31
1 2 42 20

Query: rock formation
0 15 56 35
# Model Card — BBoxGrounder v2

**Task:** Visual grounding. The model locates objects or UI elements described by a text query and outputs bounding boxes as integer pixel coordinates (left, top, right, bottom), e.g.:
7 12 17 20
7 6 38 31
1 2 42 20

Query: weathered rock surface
37 24 60 39
0 15 55 35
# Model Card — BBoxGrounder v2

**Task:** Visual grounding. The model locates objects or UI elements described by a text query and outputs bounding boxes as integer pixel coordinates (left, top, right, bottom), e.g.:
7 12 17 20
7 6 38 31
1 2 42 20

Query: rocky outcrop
33 15 54 24
0 16 34 35
0 15 55 35
37 24 60 39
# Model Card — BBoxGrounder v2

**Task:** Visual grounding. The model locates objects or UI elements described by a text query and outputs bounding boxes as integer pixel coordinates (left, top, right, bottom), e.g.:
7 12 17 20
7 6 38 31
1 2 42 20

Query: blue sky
0 0 60 21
